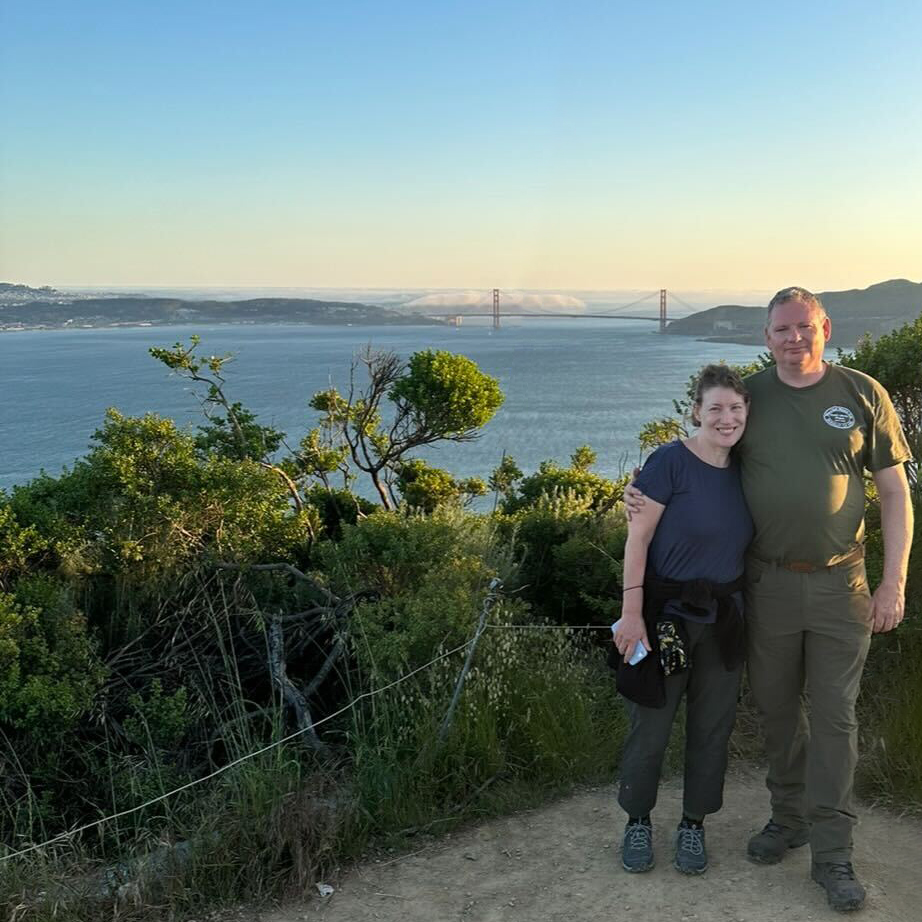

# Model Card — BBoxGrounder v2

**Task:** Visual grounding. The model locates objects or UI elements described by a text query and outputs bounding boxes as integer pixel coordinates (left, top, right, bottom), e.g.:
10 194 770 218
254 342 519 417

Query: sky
1 1 920 295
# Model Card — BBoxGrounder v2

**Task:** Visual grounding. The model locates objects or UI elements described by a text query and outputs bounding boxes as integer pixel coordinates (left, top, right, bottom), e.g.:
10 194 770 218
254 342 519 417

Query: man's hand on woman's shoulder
623 466 646 521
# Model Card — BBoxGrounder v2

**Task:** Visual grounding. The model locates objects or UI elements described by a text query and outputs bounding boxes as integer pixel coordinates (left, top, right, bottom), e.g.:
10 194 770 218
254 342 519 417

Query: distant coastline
664 277 922 348
0 283 444 332
3 278 920 343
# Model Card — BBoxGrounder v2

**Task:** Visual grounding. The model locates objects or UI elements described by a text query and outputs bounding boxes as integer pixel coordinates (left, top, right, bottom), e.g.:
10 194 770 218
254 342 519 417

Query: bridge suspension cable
588 290 660 315
665 291 701 314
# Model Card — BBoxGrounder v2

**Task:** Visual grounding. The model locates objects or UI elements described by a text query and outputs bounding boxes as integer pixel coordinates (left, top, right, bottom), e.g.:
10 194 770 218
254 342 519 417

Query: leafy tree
637 417 686 451
498 447 621 514
839 315 922 472
308 348 503 509
488 454 523 499
395 459 486 512
570 445 597 473
150 336 285 463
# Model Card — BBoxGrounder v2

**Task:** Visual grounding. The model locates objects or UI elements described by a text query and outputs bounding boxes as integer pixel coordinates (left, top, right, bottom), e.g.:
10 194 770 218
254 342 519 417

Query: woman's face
694 385 748 448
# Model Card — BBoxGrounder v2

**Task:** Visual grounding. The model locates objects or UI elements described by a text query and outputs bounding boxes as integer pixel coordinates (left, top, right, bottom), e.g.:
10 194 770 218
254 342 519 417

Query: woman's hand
612 613 651 664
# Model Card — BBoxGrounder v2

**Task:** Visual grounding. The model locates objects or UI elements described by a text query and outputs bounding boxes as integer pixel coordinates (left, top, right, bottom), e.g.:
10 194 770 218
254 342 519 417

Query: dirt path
260 766 921 922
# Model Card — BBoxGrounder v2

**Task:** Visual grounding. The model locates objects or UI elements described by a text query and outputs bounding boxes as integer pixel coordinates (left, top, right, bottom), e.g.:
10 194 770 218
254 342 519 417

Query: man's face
764 298 830 375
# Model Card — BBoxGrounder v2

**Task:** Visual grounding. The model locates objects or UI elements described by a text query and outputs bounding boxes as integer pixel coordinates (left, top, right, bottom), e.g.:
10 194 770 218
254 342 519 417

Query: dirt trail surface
259 766 922 922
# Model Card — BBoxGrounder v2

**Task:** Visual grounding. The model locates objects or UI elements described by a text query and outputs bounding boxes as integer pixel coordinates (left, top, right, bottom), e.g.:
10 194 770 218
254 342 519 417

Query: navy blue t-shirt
635 440 753 590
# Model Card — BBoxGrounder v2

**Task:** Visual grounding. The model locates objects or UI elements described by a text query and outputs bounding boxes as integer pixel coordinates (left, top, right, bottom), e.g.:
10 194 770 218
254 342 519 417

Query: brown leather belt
752 544 865 574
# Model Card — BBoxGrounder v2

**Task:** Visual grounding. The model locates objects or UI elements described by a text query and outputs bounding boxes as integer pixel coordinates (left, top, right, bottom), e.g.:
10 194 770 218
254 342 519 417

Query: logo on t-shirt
823 405 856 429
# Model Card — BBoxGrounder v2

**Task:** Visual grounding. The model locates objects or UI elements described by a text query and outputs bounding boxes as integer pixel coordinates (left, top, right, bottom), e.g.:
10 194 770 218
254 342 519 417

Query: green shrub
497 446 623 514
498 493 627 625
318 507 513 679
0 575 104 735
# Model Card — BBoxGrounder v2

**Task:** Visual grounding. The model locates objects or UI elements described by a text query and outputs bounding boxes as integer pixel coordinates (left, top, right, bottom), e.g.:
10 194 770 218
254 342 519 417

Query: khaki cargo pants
745 555 872 863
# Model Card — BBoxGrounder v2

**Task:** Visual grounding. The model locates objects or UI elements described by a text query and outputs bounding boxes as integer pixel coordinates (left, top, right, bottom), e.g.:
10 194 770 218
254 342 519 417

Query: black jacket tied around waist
610 574 745 709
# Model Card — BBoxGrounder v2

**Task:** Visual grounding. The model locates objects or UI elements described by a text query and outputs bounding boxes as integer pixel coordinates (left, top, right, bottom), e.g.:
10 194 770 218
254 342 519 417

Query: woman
613 364 752 875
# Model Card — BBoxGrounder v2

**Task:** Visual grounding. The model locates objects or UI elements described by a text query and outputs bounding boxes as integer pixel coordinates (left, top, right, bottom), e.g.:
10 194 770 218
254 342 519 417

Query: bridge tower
659 289 667 333
492 288 500 330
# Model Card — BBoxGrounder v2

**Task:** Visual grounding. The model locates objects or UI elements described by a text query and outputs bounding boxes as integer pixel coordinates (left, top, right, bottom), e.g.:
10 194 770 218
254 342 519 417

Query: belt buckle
786 561 817 573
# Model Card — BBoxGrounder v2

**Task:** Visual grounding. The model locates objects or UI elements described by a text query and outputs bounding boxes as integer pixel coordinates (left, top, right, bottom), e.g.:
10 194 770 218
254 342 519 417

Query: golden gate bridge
424 289 700 333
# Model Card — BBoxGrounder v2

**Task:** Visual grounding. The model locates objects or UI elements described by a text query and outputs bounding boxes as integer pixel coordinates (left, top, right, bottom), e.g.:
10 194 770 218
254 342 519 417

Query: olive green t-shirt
738 363 911 565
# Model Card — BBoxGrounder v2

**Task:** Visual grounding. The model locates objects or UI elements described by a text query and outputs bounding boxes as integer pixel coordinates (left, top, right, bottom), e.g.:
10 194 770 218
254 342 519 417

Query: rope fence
0 596 612 865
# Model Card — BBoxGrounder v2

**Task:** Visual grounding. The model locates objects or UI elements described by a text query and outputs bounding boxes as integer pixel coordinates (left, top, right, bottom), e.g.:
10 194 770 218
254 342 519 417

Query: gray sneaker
674 822 708 874
747 819 809 864
621 820 654 872
812 862 866 912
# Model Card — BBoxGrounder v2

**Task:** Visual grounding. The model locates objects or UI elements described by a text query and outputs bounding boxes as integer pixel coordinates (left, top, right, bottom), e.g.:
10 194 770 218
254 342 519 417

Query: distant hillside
665 278 922 347
0 287 442 330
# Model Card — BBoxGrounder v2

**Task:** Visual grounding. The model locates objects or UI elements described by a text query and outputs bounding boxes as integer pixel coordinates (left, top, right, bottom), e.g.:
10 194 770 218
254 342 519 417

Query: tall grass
343 618 627 846
0 601 629 919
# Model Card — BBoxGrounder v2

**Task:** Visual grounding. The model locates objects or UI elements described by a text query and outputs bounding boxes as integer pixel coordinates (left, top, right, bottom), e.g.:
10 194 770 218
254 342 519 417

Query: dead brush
267 773 347 895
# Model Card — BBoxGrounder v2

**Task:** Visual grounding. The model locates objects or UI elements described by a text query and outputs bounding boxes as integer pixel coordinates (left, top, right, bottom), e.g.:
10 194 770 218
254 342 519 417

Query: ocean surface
0 320 766 496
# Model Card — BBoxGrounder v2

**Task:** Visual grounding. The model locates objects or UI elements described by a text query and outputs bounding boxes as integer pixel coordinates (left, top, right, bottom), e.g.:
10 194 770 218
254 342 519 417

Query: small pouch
656 620 690 675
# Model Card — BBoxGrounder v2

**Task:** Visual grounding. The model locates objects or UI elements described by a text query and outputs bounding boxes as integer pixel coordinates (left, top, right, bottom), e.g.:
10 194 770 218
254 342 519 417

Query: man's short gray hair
766 286 826 321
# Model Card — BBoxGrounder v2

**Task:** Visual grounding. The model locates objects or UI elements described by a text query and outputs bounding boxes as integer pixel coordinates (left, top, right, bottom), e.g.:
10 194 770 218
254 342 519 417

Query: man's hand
871 463 912 633
613 614 651 663
870 579 905 633
623 467 645 521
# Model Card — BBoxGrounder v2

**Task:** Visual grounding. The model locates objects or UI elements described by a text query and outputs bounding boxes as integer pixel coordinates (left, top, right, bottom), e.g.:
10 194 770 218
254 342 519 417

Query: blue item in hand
611 620 649 666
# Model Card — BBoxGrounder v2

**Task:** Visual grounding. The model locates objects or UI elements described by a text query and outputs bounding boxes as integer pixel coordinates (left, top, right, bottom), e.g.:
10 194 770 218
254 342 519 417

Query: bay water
0 319 764 495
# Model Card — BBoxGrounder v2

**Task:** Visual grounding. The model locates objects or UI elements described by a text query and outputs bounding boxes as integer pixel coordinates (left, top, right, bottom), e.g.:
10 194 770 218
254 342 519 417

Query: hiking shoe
674 821 708 874
747 819 809 864
812 861 866 912
621 820 654 872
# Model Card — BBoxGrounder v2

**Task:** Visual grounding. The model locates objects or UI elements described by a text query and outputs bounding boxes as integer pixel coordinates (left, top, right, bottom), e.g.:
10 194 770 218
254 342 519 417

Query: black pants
618 620 742 819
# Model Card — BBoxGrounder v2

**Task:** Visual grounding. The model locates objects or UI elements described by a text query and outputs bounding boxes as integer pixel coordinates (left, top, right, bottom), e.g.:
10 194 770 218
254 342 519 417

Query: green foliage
0 575 104 734
637 417 686 451
38 410 312 577
319 507 511 679
839 315 922 493
389 349 505 435
195 401 285 462
123 679 191 752
569 445 597 473
0 503 49 589
857 620 922 807
298 428 351 485
395 458 486 512
501 493 628 624
499 447 622 514
150 337 284 462
488 453 523 501
308 348 503 509
488 449 627 624
838 315 922 444
305 484 377 540
347 623 625 840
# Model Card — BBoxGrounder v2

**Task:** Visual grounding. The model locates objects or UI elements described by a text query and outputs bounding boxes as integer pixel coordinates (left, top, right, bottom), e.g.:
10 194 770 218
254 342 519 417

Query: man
626 287 913 912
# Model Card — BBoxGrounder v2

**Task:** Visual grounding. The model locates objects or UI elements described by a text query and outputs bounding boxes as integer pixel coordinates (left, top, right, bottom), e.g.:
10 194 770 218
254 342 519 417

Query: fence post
438 578 503 741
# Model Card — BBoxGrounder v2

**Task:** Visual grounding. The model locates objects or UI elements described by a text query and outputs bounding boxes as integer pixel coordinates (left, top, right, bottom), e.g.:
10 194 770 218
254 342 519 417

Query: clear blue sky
1 0 920 291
